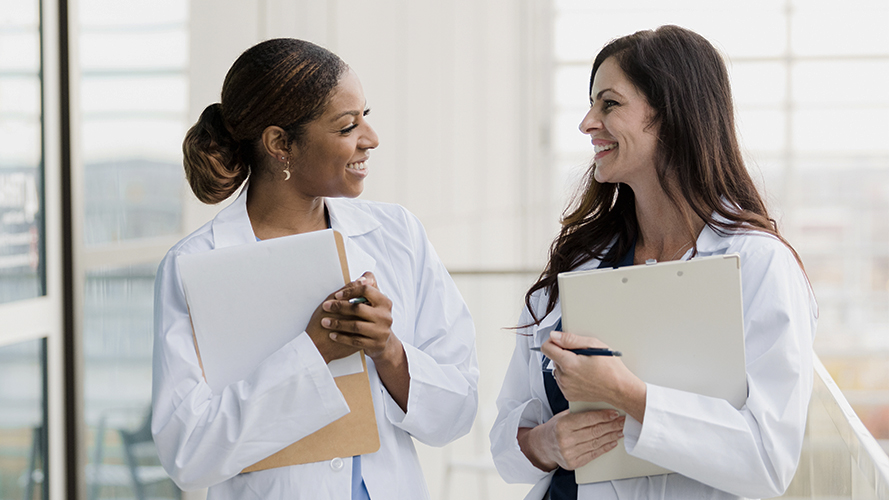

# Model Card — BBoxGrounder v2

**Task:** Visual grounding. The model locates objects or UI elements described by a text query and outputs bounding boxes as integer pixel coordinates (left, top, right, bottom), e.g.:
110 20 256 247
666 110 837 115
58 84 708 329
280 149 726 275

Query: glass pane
79 0 187 27
793 107 889 153
0 1 45 304
81 76 187 114
735 107 786 154
792 0 889 56
0 338 47 500
793 60 889 106
84 264 180 500
553 1 786 63
78 1 187 497
728 61 786 107
80 31 188 71
84 160 183 245
79 0 188 247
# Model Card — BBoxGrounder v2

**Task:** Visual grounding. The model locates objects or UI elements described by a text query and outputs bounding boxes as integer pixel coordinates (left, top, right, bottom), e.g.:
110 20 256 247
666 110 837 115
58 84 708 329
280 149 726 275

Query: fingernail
321 318 331 328
618 432 624 438
550 331 562 341
334 291 344 299
609 411 620 419
357 276 367 284
322 301 332 311
329 332 337 340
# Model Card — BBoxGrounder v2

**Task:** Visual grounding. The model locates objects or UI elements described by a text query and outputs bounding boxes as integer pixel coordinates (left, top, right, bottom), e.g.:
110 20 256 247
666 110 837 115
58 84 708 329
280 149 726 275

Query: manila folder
177 228 380 472
557 254 747 484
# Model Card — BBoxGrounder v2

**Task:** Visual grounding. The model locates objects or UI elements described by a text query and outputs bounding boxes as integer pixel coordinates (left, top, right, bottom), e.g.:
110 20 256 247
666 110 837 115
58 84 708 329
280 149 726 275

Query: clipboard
177 229 381 472
557 254 747 484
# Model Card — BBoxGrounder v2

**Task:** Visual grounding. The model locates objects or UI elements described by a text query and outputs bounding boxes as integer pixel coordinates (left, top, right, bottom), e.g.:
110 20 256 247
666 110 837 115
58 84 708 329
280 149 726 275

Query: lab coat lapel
530 255 605 403
325 198 382 281
533 253 605 340
536 303 561 339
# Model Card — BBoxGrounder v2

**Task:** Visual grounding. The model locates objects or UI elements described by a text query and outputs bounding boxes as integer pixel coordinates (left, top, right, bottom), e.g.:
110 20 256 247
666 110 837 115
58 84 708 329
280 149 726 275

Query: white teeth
594 143 617 154
346 161 367 171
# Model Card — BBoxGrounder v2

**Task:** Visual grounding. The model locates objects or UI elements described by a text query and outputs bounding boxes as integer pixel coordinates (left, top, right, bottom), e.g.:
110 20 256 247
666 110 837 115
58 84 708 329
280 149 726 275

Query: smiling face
579 57 659 189
289 68 379 199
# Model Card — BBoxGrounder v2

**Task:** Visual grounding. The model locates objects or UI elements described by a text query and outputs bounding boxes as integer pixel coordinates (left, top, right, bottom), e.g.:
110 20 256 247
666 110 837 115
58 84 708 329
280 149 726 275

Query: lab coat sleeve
623 240 816 498
151 248 351 490
379 211 479 447
489 307 553 486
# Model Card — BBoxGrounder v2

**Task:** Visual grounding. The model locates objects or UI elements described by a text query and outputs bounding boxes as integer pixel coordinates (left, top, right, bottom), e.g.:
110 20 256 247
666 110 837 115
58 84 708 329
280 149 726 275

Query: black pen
530 346 622 357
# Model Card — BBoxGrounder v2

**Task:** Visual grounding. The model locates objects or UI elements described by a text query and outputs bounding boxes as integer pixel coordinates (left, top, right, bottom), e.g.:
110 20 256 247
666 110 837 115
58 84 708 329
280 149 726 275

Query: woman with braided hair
152 38 478 499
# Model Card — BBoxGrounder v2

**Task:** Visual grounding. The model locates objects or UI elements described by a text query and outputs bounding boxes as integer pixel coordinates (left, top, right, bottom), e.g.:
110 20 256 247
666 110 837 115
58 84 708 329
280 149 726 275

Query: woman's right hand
517 409 625 472
305 290 361 363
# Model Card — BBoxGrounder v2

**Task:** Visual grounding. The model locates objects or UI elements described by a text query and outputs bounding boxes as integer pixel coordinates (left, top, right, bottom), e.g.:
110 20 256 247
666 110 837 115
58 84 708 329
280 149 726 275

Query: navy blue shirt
544 242 635 499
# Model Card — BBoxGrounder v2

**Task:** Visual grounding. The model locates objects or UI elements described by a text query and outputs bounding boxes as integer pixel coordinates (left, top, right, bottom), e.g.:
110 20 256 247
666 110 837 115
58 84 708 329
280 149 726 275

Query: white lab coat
152 185 479 499
490 225 817 500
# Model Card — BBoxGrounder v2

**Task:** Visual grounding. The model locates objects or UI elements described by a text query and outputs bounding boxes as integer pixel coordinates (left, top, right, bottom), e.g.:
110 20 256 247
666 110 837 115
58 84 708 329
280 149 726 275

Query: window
0 0 44 304
76 0 188 497
0 338 47 499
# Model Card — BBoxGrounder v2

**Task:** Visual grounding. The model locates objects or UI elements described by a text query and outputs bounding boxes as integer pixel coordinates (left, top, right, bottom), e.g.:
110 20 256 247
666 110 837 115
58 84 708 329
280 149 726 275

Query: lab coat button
330 457 344 471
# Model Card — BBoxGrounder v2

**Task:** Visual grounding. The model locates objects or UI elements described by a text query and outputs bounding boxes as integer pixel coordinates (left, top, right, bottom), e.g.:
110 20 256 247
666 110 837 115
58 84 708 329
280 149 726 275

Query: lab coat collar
210 184 254 249
325 197 382 238
694 222 742 257
210 182 383 250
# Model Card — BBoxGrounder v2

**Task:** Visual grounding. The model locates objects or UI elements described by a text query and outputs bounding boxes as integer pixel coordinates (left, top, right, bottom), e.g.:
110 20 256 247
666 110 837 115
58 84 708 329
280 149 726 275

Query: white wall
188 0 557 269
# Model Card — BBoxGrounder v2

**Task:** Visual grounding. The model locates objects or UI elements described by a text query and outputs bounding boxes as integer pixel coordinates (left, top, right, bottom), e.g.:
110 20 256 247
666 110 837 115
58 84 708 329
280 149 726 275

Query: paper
328 351 364 378
558 254 747 484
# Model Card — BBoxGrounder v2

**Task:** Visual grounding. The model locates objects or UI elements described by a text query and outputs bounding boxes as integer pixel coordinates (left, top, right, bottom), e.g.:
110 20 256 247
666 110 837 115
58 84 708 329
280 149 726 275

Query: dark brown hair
182 38 348 204
525 25 803 324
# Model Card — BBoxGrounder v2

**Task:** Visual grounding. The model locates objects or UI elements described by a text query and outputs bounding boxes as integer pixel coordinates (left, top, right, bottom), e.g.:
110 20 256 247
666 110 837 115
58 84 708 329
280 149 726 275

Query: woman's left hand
320 271 402 363
541 330 648 423
320 271 410 412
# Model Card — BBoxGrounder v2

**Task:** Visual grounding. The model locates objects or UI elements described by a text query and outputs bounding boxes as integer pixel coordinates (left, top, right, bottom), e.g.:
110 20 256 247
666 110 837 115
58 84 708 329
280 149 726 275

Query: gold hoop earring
281 156 291 181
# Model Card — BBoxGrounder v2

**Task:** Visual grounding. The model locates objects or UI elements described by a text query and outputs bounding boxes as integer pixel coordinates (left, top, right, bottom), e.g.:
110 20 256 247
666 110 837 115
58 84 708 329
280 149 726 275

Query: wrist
370 335 405 367
518 426 557 472
612 376 647 423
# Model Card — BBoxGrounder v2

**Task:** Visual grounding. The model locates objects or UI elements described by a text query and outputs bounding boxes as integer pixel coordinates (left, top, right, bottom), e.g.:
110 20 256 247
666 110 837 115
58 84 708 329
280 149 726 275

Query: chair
88 407 180 500
23 424 47 500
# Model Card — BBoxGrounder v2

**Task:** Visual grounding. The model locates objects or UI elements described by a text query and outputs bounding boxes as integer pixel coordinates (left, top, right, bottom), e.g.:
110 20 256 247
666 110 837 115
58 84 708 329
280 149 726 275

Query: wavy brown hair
182 38 348 204
525 25 804 325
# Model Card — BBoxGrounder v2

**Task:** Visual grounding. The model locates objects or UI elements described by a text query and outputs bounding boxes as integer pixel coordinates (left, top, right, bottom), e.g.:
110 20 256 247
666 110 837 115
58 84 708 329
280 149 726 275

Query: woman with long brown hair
490 25 816 499
152 38 478 499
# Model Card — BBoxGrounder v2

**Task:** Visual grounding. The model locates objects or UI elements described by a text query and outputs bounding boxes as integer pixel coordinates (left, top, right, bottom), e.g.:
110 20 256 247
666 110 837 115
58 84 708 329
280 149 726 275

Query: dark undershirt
543 242 635 499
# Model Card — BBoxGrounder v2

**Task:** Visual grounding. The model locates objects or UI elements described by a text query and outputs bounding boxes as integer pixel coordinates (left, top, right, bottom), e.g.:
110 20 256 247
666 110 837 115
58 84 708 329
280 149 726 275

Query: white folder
177 229 380 472
557 254 747 484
